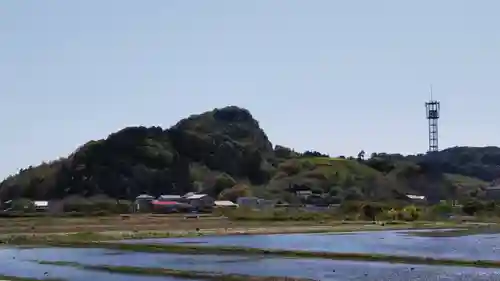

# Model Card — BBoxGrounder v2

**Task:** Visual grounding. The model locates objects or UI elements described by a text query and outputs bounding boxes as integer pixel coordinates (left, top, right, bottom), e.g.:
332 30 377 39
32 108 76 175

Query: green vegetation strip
36 261 315 281
38 241 500 269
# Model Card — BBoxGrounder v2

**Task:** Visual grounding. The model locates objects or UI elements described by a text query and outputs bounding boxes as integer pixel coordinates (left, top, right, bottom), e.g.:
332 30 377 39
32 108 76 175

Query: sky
1 1 499 179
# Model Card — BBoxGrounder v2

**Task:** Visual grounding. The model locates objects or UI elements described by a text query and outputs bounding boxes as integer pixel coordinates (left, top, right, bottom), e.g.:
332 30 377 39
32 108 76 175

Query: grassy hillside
445 173 489 188
269 157 408 201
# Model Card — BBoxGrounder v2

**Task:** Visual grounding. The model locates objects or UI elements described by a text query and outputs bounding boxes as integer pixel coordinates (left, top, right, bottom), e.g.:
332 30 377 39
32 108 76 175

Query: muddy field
0 214 457 238
0 214 345 235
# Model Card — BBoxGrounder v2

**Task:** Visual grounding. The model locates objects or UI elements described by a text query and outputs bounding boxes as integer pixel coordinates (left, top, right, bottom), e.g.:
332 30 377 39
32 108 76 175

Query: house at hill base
406 194 426 203
287 184 317 200
33 201 49 212
296 190 313 199
183 194 214 211
134 194 155 212
236 197 276 209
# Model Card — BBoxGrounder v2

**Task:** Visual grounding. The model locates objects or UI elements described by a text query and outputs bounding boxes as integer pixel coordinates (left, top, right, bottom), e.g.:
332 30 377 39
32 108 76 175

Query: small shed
237 197 259 208
184 194 214 211
33 201 49 212
296 190 313 199
406 194 427 205
135 194 155 212
406 194 426 201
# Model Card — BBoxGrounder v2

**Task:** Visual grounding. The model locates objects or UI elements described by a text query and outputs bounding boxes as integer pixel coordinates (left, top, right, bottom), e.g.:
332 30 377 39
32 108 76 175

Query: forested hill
0 106 498 202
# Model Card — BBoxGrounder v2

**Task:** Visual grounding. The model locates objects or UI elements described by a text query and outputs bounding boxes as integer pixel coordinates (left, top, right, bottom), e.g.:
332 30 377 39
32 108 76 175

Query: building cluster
1 187 435 215
134 193 279 213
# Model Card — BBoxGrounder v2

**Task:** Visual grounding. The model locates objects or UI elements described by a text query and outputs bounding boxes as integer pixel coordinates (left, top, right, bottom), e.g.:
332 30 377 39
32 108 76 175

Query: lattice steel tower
425 87 440 152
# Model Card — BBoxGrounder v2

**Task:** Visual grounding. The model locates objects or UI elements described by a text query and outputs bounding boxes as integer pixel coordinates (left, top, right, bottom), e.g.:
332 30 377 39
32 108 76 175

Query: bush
219 184 252 202
223 207 334 221
385 208 398 221
343 187 364 201
340 200 363 214
9 198 35 212
484 201 496 212
62 197 93 213
303 170 328 180
361 203 384 221
213 173 237 195
278 160 302 176
462 200 484 216
398 205 420 221
431 202 453 215
61 196 132 214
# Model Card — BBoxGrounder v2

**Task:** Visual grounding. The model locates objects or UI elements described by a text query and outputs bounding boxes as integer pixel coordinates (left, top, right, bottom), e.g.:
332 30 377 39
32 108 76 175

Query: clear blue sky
1 1 499 179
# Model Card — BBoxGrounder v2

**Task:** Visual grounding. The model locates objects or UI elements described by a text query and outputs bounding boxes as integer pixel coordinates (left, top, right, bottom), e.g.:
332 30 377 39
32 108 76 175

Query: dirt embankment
0 214 467 241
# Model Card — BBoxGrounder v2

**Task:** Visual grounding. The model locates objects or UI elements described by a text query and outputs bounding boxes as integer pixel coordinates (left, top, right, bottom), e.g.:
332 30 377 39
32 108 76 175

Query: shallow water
123 229 500 260
3 247 500 281
0 248 198 281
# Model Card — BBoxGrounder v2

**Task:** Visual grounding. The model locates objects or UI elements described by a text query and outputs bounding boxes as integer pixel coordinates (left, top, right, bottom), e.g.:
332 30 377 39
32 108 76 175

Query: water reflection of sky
1 247 499 281
0 248 195 281
123 229 500 260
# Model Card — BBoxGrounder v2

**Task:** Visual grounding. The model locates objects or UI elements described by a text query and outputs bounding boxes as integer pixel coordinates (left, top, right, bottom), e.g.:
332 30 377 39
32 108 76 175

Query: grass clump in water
221 207 336 221
1 230 200 245
406 226 500 237
36 261 315 281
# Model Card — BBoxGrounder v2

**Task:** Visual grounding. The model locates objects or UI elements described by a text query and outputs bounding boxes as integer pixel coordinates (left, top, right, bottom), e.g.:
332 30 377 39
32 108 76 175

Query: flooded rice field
1 246 500 280
1 249 196 281
123 229 500 260
2 229 500 280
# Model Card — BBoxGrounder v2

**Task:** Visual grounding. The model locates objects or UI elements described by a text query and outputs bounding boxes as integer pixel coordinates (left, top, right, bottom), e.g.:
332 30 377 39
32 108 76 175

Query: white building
214 200 238 208
33 201 49 211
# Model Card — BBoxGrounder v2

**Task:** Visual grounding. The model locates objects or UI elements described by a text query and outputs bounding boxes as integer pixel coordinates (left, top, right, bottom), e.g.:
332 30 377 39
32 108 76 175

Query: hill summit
0 106 498 203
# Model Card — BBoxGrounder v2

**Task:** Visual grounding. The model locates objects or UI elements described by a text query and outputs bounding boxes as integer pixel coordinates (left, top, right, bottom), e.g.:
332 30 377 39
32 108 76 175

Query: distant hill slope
0 106 497 202
270 157 410 200
373 146 500 182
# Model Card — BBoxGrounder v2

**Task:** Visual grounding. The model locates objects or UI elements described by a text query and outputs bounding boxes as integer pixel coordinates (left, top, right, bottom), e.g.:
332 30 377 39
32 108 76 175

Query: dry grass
37 261 316 281
0 214 228 233
0 213 472 243
0 213 359 236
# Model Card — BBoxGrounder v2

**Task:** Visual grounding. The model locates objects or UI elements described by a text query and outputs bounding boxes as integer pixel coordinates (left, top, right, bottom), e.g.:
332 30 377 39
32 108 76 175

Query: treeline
217 200 500 222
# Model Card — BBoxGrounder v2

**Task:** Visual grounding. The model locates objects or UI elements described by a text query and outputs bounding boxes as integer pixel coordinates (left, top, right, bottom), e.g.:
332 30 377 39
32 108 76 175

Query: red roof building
151 200 179 206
